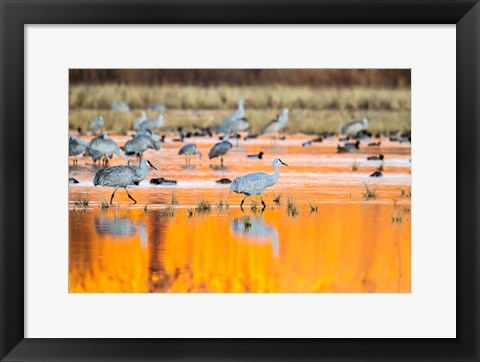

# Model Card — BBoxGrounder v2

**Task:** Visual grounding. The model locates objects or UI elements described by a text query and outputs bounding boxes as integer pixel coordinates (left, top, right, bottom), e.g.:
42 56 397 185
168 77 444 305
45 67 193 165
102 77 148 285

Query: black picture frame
1 1 479 361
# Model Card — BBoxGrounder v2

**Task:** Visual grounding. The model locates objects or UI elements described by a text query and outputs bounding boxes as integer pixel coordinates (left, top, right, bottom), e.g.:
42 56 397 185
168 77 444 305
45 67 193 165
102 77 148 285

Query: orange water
69 135 411 293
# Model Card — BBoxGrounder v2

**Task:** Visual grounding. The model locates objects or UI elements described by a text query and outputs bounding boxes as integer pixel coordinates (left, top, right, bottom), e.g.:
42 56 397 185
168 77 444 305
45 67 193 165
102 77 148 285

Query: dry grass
362 183 377 199
216 198 229 210
196 199 212 212
69 84 411 135
272 192 282 205
391 208 403 223
286 196 299 216
351 160 360 172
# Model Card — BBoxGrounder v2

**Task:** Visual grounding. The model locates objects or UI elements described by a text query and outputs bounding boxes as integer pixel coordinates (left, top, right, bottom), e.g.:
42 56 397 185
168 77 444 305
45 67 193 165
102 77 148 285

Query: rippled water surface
69 135 411 293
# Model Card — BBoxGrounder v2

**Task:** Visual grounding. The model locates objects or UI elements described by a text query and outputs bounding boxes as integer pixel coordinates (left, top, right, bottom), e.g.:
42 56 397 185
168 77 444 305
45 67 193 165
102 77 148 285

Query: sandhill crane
111 100 130 112
340 117 369 136
90 137 129 166
230 158 288 209
260 108 289 141
69 135 86 165
123 134 160 163
139 114 164 132
89 115 104 135
208 138 233 166
178 143 202 165
133 110 148 130
217 98 245 134
93 159 157 205
84 132 108 157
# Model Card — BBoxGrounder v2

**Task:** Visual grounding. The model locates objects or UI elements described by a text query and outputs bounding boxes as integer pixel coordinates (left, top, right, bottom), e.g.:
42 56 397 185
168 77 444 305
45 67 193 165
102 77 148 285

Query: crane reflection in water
94 212 147 248
230 213 279 257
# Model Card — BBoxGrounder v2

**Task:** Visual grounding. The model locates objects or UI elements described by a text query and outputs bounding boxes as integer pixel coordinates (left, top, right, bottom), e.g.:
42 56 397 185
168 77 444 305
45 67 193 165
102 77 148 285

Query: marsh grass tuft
74 197 89 208
351 160 360 172
216 198 229 210
272 192 282 205
250 199 258 213
170 193 179 206
403 205 411 214
243 215 252 229
391 208 403 223
362 183 377 199
309 201 318 213
143 204 149 213
286 196 299 216
187 208 194 217
100 198 109 209
196 199 212 212
400 187 411 198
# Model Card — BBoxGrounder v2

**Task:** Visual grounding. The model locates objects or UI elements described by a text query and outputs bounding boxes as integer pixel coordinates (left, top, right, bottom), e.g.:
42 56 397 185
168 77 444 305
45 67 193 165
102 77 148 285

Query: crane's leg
260 195 266 210
221 157 224 167
240 195 248 210
125 187 137 204
110 186 119 205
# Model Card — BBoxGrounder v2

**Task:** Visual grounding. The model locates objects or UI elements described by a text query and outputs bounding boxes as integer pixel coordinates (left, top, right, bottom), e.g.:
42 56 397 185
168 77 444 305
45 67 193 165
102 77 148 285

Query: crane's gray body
139 114 164 132
230 158 287 208
217 98 245 134
133 111 148 130
69 135 86 156
208 140 233 160
90 137 127 164
340 117 369 136
93 160 156 204
89 115 104 134
178 143 202 164
261 108 289 136
124 134 160 159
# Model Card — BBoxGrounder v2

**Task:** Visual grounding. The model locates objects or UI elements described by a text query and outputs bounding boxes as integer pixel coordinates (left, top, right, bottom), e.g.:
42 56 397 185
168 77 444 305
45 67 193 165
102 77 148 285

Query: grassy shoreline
69 84 410 135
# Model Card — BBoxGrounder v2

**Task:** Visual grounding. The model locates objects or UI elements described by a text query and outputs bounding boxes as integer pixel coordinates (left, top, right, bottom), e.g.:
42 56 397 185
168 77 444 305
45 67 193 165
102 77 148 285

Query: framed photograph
1 0 478 361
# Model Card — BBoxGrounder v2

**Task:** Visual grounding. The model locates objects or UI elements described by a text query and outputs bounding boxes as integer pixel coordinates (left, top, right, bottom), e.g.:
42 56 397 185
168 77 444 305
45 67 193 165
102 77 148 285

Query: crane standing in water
230 158 288 209
208 137 233 166
93 160 157 205
178 143 202 165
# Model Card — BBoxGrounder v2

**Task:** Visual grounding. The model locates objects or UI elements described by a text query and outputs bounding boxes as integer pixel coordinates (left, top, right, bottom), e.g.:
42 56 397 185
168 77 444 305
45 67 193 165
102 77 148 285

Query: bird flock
69 97 410 207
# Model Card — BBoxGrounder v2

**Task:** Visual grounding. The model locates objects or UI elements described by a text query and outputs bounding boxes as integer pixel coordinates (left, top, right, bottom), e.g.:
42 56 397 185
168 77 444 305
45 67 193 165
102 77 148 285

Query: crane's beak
280 160 289 166
147 161 158 170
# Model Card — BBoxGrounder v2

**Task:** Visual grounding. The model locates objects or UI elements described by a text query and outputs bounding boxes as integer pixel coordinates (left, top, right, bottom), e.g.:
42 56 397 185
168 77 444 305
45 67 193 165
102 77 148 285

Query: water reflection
230 213 279 257
94 212 147 247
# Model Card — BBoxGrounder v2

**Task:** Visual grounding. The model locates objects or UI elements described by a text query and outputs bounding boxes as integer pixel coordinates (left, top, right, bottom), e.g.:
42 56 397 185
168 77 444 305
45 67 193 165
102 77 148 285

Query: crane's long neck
136 161 148 178
268 163 280 185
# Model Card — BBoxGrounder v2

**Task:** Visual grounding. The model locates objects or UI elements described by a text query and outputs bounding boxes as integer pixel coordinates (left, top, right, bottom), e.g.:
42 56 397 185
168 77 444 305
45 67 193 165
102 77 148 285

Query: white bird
260 108 289 141
217 98 246 134
89 115 104 135
340 117 369 136
230 158 288 209
178 143 202 165
93 160 157 205
139 114 164 132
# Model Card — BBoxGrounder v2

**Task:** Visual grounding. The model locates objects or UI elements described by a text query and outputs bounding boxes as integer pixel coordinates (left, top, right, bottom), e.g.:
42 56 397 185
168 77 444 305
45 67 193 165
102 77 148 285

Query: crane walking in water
230 158 288 209
93 160 157 205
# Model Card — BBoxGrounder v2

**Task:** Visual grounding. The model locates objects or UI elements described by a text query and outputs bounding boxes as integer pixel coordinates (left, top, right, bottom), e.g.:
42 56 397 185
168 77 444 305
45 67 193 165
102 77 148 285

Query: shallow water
69 135 411 293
